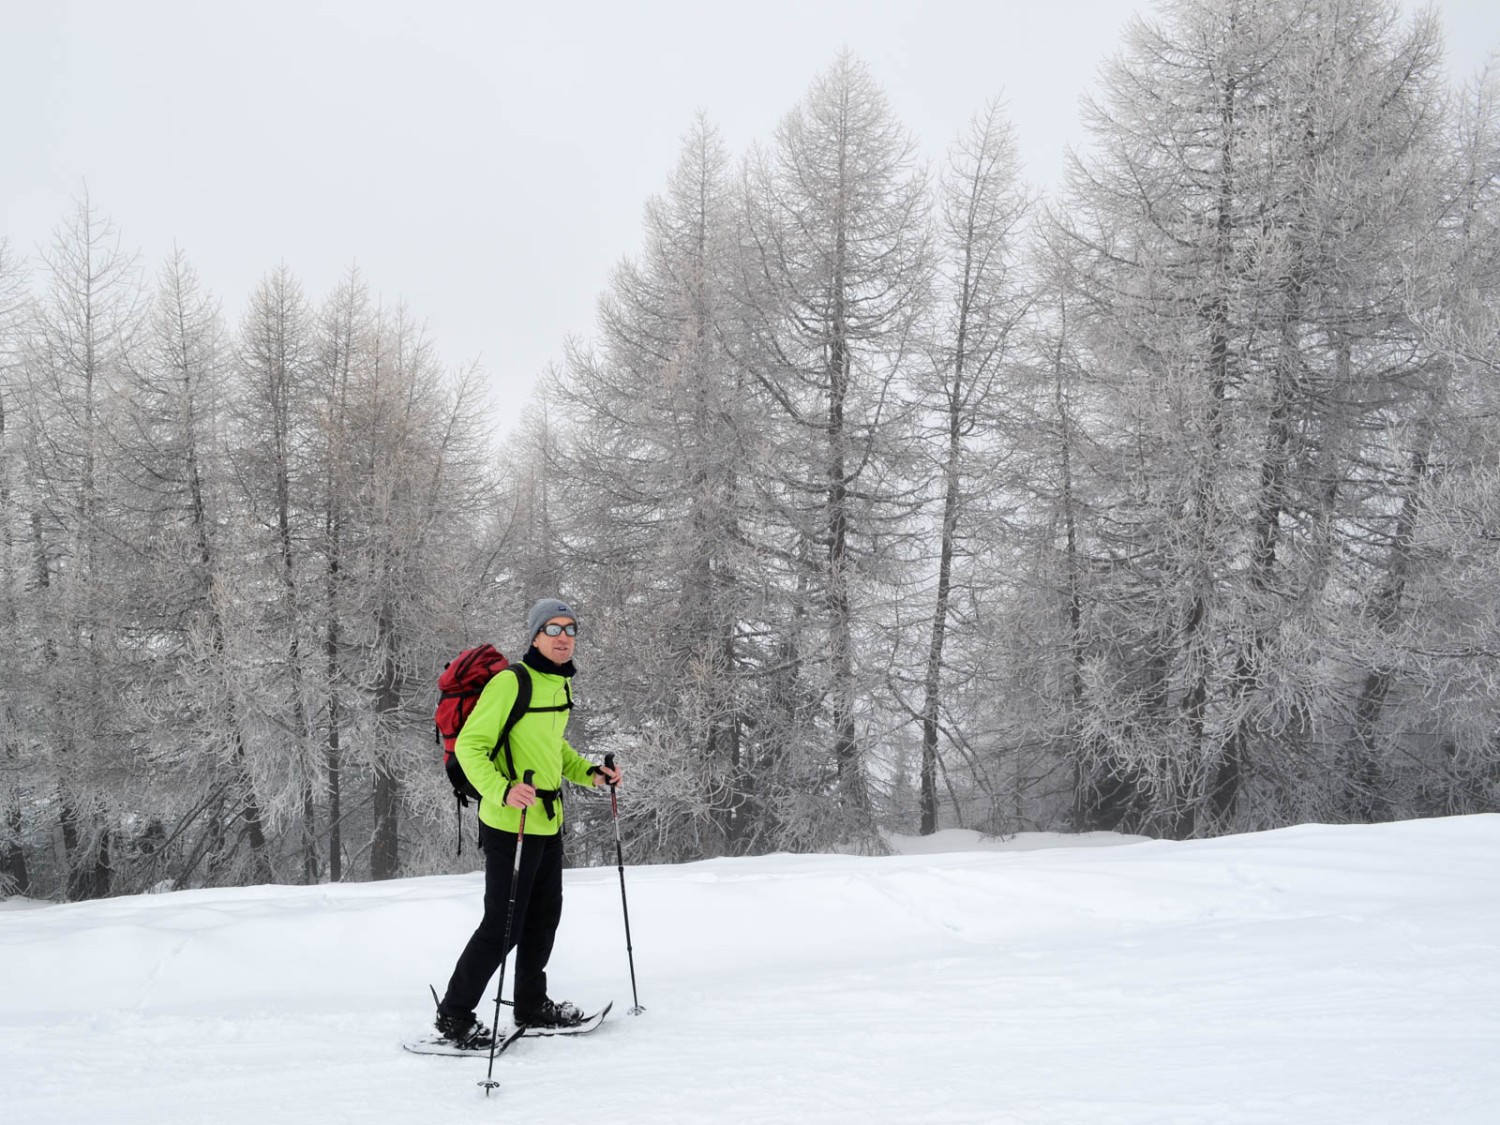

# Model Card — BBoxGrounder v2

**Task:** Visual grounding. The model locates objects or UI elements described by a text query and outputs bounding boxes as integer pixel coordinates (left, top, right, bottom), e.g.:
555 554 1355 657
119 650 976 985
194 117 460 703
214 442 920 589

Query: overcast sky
4 0 1499 420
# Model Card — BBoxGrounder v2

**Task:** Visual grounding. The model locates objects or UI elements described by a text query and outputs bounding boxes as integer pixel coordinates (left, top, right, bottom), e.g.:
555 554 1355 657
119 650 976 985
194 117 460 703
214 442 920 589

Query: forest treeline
4 0 1500 900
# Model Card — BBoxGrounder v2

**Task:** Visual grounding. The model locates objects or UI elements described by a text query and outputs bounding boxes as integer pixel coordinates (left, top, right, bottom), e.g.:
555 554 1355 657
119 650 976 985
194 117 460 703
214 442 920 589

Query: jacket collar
522 645 576 679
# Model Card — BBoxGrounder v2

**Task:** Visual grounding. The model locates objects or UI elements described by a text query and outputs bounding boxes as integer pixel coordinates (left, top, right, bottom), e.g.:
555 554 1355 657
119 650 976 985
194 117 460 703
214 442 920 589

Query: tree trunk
1 794 27 895
920 387 962 835
369 598 402 880
1212 265 1303 829
1342 446 1426 820
325 558 343 883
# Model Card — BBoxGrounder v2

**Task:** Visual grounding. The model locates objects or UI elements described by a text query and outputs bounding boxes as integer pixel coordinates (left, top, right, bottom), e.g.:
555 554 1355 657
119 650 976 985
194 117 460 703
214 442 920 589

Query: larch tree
552 115 767 857
1377 62 1500 819
112 247 271 888
1049 0 1450 835
342 303 490 879
0 239 32 895
908 99 1034 834
20 195 142 897
232 265 320 879
736 54 932 845
309 267 371 881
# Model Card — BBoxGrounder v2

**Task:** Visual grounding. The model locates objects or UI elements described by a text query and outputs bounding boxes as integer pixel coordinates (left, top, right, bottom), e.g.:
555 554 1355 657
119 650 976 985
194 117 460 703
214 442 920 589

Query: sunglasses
540 622 577 637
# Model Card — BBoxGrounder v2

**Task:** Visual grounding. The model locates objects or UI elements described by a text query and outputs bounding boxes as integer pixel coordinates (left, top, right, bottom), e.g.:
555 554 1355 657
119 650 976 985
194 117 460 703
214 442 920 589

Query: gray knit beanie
526 597 578 641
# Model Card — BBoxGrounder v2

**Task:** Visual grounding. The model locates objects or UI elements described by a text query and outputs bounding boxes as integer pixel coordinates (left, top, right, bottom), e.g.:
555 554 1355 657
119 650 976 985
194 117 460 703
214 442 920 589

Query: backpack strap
525 679 573 714
486 667 575 803
487 664 533 784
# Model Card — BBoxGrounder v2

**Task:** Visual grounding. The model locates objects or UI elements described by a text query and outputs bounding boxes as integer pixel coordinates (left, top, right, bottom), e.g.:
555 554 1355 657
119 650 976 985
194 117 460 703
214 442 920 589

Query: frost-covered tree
904 100 1034 834
737 54 932 843
1367 62 1500 820
552 116 769 857
0 239 33 895
1048 0 1450 834
346 303 452 880
308 268 369 882
232 265 321 878
19 195 143 897
110 248 271 889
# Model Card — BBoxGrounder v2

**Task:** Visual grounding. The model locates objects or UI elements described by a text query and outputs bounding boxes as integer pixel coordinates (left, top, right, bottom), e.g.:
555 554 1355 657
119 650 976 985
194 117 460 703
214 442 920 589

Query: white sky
4 0 1499 420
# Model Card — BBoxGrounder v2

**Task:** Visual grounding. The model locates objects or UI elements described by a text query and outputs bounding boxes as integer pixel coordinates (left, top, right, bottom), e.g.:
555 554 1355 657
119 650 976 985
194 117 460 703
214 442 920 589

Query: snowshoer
432 597 621 1048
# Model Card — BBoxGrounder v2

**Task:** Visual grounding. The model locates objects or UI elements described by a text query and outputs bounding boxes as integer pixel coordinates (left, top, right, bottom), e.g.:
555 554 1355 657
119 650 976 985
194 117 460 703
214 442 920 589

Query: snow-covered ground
3 816 1499 1124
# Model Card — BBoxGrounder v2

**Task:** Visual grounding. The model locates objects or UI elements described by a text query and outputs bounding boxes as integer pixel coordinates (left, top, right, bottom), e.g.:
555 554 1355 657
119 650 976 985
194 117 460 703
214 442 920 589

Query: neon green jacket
453 661 598 835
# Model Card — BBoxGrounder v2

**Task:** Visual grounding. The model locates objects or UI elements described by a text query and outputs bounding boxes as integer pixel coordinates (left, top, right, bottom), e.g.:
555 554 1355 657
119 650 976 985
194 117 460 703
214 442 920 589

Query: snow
3 817 1499 1124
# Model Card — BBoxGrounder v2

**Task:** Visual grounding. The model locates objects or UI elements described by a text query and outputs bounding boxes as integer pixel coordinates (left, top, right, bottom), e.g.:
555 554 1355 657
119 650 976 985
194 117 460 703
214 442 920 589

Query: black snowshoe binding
433 1006 495 1050
513 997 585 1029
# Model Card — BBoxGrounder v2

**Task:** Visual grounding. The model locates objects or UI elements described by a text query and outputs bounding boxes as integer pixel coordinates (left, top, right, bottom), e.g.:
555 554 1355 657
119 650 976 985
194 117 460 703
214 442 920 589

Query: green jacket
453 662 597 835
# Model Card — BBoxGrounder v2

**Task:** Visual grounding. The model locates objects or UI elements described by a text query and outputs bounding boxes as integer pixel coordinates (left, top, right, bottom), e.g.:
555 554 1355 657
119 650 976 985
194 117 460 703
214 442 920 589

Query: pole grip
518 769 534 834
604 754 619 812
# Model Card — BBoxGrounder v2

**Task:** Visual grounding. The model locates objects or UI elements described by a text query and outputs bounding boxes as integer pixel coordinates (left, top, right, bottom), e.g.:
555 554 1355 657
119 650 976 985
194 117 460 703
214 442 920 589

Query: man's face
535 616 577 664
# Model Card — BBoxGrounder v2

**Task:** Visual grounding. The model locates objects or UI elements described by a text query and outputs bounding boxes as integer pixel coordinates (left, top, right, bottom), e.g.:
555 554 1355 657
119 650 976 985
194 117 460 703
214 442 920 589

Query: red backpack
433 644 532 851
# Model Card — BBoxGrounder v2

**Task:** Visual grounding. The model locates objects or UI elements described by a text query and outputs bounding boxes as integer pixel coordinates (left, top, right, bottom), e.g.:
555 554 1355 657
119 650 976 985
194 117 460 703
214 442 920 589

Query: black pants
441 820 564 1017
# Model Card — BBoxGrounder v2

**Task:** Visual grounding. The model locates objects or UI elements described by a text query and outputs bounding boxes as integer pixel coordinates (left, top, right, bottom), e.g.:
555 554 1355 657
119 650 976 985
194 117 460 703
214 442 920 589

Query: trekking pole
481 768 533 1096
603 752 644 1015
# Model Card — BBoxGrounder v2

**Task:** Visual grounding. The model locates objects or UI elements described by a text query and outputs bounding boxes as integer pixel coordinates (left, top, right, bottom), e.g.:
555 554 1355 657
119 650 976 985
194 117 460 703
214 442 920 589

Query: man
433 597 621 1048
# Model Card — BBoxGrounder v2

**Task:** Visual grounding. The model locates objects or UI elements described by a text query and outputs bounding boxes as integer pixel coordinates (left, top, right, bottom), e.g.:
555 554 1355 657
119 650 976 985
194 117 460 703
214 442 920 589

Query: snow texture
3 816 1498 1123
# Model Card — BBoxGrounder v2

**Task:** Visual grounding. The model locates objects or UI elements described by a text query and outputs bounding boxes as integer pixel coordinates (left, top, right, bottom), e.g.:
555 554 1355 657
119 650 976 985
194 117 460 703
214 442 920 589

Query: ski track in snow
3 816 1499 1124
